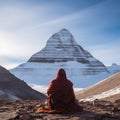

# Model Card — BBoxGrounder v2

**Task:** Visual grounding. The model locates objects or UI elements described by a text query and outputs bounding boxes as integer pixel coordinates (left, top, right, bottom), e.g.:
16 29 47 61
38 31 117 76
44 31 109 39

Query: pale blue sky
0 0 120 69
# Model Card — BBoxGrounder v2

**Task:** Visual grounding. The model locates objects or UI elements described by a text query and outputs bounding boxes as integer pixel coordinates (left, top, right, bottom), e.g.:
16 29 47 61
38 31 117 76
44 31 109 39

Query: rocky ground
0 99 120 120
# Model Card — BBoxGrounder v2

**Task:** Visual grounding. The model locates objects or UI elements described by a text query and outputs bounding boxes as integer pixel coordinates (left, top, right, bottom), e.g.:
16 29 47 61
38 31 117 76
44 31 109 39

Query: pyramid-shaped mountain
0 65 46 100
28 29 107 73
29 29 92 63
10 29 109 88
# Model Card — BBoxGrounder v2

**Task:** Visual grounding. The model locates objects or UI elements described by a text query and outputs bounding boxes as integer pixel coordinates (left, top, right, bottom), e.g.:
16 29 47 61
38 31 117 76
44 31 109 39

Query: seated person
37 68 83 113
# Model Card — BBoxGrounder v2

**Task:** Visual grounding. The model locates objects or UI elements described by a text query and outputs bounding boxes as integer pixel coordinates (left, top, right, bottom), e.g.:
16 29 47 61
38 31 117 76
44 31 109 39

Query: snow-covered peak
107 63 120 74
58 28 71 34
27 28 108 74
57 28 74 38
46 28 77 46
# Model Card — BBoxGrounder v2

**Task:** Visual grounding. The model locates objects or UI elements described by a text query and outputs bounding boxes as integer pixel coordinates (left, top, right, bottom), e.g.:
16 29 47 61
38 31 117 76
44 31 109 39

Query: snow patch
30 84 48 94
0 90 20 100
10 61 110 88
29 84 83 95
8 93 20 100
80 87 120 102
0 90 5 95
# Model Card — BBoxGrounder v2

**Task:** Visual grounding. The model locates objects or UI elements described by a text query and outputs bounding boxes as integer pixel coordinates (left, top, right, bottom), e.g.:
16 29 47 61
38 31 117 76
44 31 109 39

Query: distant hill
76 72 120 102
107 63 120 74
0 65 46 100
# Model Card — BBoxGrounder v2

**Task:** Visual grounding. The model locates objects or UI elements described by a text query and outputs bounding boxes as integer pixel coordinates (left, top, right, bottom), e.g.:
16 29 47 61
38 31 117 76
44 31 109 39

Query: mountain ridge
76 72 120 101
0 65 46 100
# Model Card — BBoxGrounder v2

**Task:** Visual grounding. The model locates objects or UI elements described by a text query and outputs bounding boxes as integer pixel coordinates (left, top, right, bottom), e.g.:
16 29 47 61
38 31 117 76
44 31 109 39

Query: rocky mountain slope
76 72 120 102
10 29 109 88
0 65 46 100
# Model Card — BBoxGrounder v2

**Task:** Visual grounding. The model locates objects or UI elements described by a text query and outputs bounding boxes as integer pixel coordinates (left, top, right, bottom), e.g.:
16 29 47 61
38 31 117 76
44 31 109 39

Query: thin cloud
88 41 120 66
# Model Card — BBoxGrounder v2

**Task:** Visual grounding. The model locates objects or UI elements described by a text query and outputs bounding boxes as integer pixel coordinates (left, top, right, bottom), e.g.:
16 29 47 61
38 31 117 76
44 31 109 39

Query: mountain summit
10 29 109 87
28 28 79 62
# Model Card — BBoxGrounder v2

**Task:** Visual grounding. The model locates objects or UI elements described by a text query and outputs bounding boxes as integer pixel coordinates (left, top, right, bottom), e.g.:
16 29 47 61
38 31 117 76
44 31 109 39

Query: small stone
0 112 18 120
19 114 32 120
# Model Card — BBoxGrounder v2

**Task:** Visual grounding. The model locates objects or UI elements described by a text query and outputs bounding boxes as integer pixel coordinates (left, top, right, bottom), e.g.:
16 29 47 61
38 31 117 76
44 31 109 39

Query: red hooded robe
47 69 82 112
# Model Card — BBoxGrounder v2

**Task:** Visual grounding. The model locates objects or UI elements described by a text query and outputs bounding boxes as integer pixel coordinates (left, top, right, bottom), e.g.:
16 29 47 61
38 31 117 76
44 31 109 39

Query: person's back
47 68 82 112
